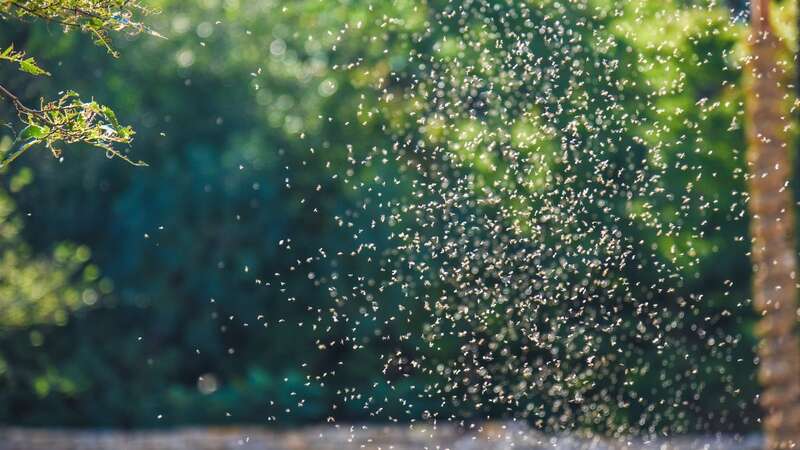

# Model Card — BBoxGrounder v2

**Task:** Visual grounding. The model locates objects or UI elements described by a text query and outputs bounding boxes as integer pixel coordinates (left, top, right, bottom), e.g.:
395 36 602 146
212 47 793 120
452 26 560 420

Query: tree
746 0 800 447
0 0 157 167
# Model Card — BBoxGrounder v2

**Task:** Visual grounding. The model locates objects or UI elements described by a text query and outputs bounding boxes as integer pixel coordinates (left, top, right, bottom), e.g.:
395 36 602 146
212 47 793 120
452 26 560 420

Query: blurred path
0 423 762 450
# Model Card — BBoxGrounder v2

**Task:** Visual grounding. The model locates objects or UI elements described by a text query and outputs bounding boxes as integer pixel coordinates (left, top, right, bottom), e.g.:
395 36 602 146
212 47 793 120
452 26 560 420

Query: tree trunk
746 0 800 448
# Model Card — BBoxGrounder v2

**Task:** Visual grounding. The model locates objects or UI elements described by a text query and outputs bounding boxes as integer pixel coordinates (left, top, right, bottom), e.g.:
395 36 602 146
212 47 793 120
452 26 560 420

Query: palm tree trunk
746 0 800 448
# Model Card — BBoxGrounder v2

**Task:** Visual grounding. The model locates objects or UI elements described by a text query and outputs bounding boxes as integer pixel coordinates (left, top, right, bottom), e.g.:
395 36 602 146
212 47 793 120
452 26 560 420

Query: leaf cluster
0 0 161 54
3 91 141 167
0 0 157 166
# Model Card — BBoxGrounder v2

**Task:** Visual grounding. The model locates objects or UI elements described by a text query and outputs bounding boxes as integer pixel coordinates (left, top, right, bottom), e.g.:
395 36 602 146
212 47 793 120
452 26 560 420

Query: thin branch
0 82 36 114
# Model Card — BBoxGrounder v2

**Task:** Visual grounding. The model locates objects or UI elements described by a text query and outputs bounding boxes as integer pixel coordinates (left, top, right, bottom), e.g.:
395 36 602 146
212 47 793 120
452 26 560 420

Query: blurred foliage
0 0 779 434
0 161 101 329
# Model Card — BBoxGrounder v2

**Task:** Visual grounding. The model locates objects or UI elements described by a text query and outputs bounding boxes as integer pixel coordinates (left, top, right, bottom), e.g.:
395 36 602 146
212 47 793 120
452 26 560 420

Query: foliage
1 45 49 76
0 163 103 329
0 0 773 435
0 0 153 167
0 0 160 53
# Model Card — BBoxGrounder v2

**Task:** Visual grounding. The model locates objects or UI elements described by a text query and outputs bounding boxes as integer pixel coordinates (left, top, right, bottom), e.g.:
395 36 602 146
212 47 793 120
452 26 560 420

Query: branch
0 82 25 109
1 84 145 167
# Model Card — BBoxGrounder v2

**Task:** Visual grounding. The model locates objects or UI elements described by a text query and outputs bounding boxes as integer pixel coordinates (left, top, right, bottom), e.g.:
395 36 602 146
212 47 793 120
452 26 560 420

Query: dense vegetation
0 0 784 434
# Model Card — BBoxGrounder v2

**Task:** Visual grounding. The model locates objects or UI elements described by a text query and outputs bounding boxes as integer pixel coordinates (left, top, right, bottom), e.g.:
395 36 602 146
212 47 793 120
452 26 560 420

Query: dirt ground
0 422 763 450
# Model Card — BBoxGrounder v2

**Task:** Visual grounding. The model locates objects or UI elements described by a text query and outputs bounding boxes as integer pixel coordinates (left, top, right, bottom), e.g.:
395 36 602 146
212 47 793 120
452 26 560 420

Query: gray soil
0 423 763 450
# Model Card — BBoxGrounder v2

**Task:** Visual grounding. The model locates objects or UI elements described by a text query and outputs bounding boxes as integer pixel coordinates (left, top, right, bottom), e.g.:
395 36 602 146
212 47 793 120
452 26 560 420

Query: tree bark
746 0 800 448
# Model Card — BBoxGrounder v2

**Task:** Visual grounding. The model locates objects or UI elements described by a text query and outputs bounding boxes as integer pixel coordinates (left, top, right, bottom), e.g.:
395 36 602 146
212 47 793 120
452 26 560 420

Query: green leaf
99 105 121 128
20 125 48 140
18 58 48 76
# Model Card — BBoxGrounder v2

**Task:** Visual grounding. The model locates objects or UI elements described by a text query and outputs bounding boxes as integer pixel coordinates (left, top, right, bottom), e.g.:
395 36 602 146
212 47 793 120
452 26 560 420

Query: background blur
0 0 775 434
